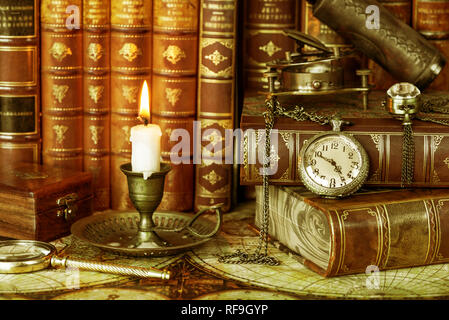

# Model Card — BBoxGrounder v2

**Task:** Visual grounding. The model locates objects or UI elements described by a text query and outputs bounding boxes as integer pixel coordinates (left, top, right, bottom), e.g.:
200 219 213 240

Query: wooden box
0 163 93 241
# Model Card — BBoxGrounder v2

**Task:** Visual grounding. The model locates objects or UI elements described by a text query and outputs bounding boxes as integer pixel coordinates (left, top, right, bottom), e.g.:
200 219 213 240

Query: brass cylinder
307 0 446 89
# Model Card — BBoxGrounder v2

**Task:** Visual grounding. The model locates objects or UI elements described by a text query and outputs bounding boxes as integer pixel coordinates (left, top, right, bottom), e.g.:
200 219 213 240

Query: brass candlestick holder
120 162 172 248
71 162 223 257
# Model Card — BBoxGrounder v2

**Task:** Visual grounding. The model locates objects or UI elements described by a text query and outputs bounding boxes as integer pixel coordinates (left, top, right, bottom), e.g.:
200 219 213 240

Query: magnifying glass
0 240 170 279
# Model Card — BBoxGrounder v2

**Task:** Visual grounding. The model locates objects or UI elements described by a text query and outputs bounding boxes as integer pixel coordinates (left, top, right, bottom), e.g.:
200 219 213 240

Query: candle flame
139 80 150 124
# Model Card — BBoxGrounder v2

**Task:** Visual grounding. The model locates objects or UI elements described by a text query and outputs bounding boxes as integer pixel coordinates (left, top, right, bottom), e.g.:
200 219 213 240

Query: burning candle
130 80 162 178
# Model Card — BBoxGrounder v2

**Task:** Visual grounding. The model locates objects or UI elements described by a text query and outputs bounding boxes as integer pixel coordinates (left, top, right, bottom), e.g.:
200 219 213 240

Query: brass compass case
298 123 369 198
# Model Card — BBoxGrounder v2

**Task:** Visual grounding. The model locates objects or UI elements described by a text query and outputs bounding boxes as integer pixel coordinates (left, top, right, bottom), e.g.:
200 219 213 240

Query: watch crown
330 118 351 132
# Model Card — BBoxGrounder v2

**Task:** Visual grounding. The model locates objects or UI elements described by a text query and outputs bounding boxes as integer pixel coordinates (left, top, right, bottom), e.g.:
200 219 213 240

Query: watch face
300 132 368 197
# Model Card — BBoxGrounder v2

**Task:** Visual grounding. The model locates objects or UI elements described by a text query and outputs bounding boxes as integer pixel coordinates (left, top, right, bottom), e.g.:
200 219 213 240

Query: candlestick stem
120 163 171 248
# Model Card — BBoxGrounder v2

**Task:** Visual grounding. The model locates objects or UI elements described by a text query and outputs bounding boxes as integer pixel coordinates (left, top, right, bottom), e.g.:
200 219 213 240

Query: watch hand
316 153 342 174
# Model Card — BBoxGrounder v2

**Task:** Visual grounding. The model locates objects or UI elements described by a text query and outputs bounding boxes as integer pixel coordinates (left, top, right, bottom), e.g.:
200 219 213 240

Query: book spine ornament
41 0 83 170
0 0 41 167
83 0 111 210
255 185 449 277
152 0 199 212
110 0 152 210
195 0 238 213
243 0 300 91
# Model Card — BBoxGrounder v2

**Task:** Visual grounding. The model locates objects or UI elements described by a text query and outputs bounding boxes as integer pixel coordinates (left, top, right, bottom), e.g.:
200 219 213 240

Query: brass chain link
401 123 415 186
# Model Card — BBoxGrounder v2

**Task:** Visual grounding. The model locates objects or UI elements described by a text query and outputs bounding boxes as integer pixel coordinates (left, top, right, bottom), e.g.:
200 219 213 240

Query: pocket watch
298 118 369 198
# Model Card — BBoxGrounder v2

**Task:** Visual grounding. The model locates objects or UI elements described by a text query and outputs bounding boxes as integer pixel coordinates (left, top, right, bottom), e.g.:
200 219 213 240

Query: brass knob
312 80 322 89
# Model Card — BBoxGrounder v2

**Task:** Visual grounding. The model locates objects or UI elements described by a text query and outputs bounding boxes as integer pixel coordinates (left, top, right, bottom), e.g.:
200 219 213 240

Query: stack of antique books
240 91 449 277
239 0 449 277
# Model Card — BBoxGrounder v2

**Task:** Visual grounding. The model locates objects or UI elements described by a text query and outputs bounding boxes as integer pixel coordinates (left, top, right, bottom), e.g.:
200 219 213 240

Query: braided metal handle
50 256 170 280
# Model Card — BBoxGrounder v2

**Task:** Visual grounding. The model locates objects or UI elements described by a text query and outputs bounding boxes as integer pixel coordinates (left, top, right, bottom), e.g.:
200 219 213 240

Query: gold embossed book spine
413 0 449 91
194 0 238 212
256 185 449 277
0 0 40 167
152 0 199 212
83 0 110 210
243 0 300 91
110 0 152 210
41 0 83 170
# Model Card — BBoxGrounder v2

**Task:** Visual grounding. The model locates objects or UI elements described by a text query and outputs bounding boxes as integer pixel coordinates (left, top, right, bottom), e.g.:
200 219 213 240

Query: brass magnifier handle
50 255 170 280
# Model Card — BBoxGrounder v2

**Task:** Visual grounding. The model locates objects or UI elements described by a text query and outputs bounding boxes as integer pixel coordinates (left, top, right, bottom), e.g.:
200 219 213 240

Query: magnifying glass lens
0 243 50 262
0 240 56 273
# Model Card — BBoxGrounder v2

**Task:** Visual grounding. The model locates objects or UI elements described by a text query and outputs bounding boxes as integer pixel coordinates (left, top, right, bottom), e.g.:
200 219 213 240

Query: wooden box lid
0 162 92 214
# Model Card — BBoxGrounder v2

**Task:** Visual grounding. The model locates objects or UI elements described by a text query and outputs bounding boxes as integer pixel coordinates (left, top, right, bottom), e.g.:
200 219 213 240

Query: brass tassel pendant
384 83 421 187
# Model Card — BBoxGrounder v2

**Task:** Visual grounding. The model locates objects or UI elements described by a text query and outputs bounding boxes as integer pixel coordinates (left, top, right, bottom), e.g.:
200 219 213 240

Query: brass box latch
56 193 78 221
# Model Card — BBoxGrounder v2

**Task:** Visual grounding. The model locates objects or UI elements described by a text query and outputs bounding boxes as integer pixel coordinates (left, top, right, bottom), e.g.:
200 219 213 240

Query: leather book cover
243 0 300 90
240 91 449 188
152 0 199 212
110 0 151 210
412 0 449 39
83 0 111 211
255 185 449 277
41 0 83 171
195 0 238 213
0 0 41 167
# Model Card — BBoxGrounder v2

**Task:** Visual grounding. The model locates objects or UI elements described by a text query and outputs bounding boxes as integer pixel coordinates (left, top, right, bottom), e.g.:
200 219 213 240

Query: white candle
130 80 162 178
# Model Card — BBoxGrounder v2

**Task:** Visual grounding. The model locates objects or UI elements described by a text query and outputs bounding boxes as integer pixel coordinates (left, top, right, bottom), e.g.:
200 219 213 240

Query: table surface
1 200 449 300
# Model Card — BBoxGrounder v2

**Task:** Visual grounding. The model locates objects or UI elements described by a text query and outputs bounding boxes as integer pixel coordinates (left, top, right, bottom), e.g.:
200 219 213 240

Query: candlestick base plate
117 230 170 249
71 208 222 257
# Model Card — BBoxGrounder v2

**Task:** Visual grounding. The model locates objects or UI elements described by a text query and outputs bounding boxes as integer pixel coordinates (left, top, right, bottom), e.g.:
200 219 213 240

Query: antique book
41 0 83 170
0 0 41 167
243 0 300 90
83 0 111 211
300 0 348 47
110 0 151 210
0 162 92 242
255 185 449 277
412 0 449 90
195 0 238 212
151 0 199 212
240 91 449 188
367 0 412 90
412 0 449 39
